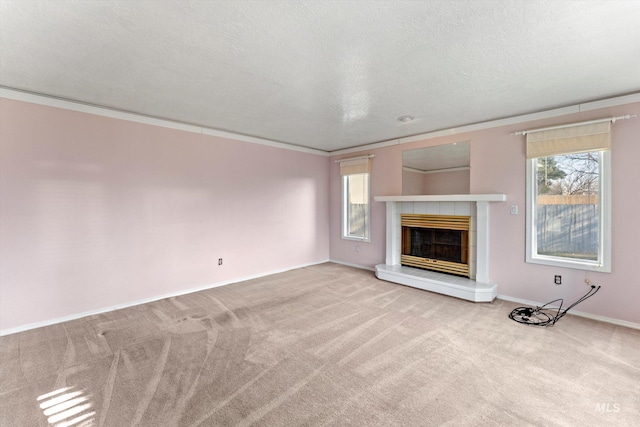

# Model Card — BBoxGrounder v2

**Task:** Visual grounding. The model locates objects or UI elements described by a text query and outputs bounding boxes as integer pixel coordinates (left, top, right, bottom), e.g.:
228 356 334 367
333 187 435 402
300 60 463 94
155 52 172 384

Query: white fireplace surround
374 194 506 302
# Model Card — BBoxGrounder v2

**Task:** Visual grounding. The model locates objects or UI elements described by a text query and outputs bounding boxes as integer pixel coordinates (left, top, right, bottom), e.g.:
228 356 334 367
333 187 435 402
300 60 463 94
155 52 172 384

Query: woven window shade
348 173 369 204
526 121 611 159
339 158 371 175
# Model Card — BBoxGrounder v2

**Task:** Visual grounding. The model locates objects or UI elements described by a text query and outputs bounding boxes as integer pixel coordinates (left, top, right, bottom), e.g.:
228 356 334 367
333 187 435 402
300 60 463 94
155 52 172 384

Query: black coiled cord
509 285 601 327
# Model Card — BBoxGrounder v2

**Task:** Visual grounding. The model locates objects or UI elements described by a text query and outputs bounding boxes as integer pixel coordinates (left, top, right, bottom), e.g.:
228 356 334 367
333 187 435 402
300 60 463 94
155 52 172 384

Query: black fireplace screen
402 227 468 264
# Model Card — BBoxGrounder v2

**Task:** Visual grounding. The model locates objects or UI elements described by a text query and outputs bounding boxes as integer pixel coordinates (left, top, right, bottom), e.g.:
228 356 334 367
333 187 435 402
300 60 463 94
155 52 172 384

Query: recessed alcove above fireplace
374 194 506 302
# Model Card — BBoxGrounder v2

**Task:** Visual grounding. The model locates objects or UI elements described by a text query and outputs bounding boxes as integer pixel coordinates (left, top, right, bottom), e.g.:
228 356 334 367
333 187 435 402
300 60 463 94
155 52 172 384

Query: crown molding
329 92 640 156
3 87 638 157
0 87 329 156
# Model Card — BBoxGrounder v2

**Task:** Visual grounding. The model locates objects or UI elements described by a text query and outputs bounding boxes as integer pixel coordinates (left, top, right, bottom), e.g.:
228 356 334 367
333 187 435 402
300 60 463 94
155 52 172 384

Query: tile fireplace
374 194 506 302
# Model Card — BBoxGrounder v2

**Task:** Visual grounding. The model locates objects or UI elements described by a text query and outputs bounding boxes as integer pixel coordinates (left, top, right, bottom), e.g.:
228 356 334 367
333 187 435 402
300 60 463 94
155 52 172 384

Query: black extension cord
509 285 601 327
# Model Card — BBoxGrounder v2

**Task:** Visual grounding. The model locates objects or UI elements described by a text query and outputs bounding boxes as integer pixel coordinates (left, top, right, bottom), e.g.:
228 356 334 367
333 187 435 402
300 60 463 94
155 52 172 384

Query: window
339 157 371 241
525 121 611 272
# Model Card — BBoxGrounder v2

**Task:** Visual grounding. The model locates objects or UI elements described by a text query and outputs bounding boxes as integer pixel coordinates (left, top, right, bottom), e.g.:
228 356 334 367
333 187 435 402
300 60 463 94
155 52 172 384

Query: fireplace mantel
374 194 506 203
374 194 506 302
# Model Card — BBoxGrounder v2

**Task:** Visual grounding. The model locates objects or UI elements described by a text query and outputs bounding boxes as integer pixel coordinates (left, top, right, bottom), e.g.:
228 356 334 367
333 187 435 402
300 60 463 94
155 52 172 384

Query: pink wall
401 169 470 195
3 96 639 330
0 98 330 333
330 102 640 325
422 169 470 195
401 169 424 195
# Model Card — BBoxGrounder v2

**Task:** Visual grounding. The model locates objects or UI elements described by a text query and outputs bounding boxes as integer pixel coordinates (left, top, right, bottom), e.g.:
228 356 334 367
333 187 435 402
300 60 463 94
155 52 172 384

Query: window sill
341 235 370 243
526 254 610 273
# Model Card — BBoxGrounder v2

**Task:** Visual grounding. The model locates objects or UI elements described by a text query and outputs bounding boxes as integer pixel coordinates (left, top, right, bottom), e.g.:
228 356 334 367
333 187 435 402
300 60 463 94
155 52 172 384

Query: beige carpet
1 262 639 426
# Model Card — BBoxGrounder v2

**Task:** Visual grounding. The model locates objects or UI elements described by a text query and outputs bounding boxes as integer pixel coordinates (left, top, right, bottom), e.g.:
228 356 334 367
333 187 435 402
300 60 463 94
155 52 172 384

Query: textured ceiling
1 1 639 152
403 142 470 172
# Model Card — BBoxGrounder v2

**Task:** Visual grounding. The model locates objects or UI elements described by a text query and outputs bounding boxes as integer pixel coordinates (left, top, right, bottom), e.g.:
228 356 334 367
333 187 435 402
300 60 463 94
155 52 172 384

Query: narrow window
339 157 371 242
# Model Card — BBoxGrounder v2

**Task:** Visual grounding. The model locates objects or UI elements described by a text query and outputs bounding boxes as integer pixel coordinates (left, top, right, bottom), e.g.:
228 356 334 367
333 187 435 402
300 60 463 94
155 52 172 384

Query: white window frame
341 173 370 242
525 150 611 272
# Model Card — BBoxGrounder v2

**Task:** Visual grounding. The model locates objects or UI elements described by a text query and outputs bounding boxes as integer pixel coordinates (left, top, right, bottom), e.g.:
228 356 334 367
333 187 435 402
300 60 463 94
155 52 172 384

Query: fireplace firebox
401 214 470 277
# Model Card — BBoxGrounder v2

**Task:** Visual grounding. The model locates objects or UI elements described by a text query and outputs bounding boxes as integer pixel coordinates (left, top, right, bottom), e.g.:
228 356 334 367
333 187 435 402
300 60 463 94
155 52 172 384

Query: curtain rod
334 154 375 163
512 114 637 136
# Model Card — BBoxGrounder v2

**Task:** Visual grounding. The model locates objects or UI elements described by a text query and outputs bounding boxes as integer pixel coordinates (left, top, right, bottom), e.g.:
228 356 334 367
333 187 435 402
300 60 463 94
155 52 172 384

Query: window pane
345 173 369 239
535 152 599 261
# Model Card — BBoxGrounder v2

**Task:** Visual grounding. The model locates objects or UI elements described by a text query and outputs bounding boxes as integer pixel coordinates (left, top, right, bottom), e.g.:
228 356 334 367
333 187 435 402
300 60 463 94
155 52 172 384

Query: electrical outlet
218 258 223 266
554 275 562 285
355 245 360 253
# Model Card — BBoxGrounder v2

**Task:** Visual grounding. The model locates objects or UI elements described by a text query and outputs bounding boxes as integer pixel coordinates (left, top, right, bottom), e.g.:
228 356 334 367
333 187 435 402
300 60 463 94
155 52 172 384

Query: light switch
510 205 518 215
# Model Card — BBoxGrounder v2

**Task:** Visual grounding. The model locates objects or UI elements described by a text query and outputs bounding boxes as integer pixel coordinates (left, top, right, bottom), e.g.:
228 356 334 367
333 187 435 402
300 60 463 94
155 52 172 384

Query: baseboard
8 265 634 336
497 294 640 330
328 259 376 272
0 259 331 337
